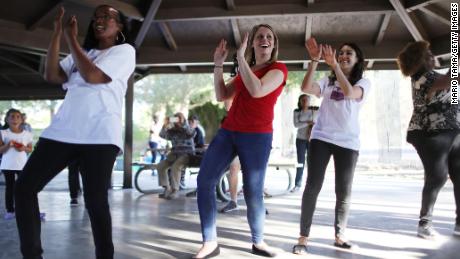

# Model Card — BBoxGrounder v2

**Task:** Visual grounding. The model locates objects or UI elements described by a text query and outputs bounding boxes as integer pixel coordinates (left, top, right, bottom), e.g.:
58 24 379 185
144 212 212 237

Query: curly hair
397 41 431 77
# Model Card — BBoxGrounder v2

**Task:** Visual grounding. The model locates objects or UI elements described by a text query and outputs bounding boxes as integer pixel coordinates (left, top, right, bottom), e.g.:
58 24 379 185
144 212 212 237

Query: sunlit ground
0 168 458 259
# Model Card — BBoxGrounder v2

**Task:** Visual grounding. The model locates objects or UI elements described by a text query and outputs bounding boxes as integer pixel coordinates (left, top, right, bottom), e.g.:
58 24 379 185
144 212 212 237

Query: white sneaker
4 212 15 220
417 224 438 239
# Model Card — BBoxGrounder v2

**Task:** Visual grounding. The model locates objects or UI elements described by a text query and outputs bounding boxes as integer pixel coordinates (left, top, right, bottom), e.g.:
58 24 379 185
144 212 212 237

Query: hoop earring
117 31 126 43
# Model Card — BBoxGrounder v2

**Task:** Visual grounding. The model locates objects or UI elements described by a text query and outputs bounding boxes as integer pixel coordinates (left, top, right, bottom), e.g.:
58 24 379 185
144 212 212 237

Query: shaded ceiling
0 0 453 100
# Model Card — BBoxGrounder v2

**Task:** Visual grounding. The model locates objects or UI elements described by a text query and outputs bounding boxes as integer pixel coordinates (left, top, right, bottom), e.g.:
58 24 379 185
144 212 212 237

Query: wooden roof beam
0 87 65 100
0 51 39 74
154 1 395 22
367 60 375 69
302 61 310 70
0 75 19 87
27 0 62 31
305 16 313 41
374 13 392 45
179 65 187 72
405 0 446 12
136 41 433 65
66 0 143 21
158 22 178 51
389 0 427 41
225 0 236 11
230 19 241 46
419 5 450 26
134 0 162 49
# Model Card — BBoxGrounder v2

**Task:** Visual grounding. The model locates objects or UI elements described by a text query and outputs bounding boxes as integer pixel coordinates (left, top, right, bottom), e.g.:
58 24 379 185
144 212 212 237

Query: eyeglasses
92 14 119 22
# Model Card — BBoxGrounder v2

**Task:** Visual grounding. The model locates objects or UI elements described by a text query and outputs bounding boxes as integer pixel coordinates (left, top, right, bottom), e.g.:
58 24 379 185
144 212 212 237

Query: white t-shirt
149 121 162 143
311 76 371 151
41 44 136 151
0 129 33 170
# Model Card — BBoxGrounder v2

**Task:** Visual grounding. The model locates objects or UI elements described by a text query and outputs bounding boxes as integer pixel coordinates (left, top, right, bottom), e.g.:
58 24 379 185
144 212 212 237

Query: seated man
187 114 205 167
157 112 195 199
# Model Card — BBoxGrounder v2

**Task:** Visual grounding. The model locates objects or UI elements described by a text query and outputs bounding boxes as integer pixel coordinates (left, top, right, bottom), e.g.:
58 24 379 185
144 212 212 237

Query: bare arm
44 6 68 84
236 33 284 98
301 38 322 97
24 143 33 154
427 69 452 99
301 62 321 97
213 39 236 101
64 15 111 84
0 132 9 154
322 44 363 99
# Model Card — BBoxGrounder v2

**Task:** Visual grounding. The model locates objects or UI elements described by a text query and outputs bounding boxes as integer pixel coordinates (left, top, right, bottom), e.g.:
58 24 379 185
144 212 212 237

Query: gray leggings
407 130 460 226
299 139 358 238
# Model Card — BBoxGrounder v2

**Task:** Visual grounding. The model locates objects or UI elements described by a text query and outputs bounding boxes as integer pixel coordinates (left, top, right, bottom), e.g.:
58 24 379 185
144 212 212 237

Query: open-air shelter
0 0 453 188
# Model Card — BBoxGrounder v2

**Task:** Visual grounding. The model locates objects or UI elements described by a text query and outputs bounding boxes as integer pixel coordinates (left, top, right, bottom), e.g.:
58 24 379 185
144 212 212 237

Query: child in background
0 109 39 220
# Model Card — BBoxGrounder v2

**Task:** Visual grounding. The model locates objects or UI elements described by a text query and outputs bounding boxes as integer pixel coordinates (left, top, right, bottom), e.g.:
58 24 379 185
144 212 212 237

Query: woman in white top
292 94 316 192
0 109 33 220
14 5 135 259
293 38 371 254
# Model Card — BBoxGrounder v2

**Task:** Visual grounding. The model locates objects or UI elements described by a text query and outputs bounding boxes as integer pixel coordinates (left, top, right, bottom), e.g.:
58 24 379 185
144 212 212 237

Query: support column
123 75 134 188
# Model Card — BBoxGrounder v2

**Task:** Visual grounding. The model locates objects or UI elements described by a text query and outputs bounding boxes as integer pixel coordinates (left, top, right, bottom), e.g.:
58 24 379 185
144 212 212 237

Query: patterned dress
408 71 460 133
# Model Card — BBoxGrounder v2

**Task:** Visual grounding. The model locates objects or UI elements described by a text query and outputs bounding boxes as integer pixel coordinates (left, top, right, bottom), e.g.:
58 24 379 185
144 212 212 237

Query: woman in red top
194 24 288 258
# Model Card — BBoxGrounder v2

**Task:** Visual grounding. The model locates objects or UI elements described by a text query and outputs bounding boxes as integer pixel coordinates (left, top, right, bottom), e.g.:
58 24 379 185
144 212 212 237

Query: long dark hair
294 94 309 112
82 5 132 51
2 108 21 129
329 43 365 86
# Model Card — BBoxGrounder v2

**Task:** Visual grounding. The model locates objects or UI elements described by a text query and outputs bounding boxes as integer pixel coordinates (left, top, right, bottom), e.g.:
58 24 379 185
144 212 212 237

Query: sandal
333 238 355 249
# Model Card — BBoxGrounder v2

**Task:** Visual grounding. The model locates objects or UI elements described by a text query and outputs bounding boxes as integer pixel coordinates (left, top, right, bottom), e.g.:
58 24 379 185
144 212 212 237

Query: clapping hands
305 38 338 69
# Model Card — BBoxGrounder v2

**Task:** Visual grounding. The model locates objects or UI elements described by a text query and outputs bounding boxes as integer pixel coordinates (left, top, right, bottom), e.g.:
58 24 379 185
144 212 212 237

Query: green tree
135 73 214 116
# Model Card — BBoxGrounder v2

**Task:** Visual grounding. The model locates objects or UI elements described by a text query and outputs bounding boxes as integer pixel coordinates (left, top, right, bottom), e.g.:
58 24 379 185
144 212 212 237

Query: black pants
68 160 81 199
300 139 359 238
407 130 460 226
15 138 119 259
295 138 309 187
2 170 20 213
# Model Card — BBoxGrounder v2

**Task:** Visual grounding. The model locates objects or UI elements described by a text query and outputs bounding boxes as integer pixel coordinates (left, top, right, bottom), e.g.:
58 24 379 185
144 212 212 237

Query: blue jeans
295 138 309 187
197 128 272 243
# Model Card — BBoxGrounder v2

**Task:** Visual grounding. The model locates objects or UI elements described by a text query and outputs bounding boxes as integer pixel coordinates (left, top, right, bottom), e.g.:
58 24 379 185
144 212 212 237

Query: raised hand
305 38 322 61
214 39 228 66
64 15 78 41
237 32 249 59
53 6 65 35
322 44 337 69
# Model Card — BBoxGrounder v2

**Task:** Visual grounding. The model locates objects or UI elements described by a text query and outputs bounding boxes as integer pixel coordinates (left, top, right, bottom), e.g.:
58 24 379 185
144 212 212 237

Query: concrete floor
0 170 459 259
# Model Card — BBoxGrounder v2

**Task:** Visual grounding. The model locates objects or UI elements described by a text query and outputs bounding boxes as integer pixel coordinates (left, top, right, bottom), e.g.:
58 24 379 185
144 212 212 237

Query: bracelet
311 59 319 63
214 65 223 68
